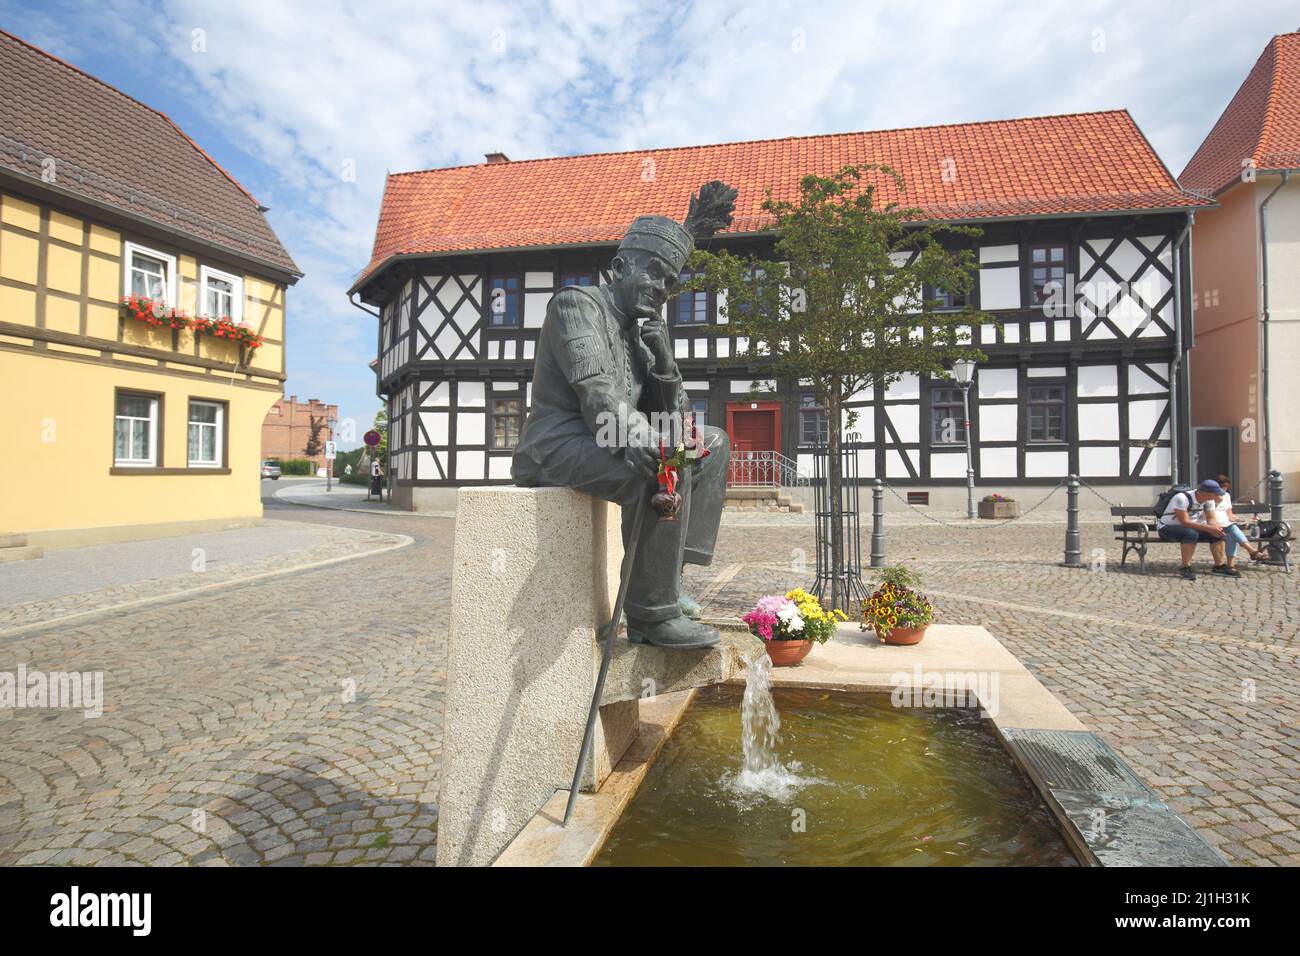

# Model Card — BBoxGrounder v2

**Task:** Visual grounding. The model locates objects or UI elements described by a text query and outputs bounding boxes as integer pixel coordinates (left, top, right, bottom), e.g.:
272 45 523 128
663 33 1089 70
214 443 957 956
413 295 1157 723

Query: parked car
260 460 281 480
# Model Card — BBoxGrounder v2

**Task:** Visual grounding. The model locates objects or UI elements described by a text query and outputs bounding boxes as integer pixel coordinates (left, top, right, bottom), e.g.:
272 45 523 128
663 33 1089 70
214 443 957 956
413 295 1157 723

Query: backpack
1154 484 1193 517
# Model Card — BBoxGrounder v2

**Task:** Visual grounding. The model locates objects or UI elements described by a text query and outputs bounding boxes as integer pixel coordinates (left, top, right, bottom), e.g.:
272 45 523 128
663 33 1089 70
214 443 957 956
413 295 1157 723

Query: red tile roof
0 29 299 277
1180 33 1300 195
356 109 1204 291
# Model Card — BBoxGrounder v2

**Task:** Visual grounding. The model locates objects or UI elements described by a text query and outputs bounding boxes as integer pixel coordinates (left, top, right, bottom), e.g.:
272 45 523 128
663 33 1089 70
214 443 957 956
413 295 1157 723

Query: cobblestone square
1 492 1296 866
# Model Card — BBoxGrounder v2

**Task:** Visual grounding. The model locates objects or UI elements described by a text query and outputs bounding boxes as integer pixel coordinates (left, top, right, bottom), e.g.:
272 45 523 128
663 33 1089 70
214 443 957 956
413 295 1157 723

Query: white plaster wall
930 452 968 478
524 292 550 328
1024 450 1068 478
458 382 486 407
978 368 1017 399
1077 403 1119 441
979 404 1017 441
979 266 1020 309
421 411 449 444
1078 365 1118 397
456 412 485 445
979 446 1017 477
1078 446 1120 476
1130 400 1171 441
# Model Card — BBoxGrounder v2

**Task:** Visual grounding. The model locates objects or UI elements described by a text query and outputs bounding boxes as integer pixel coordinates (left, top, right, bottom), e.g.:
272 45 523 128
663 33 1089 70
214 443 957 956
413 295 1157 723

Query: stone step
0 545 43 563
0 532 28 549
724 488 803 514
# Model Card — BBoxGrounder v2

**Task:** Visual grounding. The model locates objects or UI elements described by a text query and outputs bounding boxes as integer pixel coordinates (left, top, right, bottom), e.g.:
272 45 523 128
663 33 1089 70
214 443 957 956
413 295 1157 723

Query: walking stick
563 492 649 827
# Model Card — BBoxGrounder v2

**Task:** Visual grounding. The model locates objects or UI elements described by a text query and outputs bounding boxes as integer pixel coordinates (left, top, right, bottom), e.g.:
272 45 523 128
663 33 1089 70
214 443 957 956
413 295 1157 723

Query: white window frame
114 392 159 467
187 399 225 468
123 242 178 306
199 265 244 323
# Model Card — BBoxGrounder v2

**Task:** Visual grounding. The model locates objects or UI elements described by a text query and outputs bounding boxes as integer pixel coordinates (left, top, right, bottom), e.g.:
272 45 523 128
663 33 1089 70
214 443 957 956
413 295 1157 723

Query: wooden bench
1111 501 1292 574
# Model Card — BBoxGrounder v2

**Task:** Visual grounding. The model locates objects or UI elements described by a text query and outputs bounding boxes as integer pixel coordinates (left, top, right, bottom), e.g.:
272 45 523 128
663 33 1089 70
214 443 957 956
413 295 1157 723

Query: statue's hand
640 318 675 374
623 443 661 480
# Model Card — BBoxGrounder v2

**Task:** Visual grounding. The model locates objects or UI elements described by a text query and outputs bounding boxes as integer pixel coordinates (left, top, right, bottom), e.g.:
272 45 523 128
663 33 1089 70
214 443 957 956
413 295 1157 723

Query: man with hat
1155 478 1228 580
512 182 738 648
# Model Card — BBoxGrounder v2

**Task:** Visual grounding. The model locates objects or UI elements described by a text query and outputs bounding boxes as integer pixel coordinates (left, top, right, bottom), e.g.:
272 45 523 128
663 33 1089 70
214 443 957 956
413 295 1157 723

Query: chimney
484 152 510 165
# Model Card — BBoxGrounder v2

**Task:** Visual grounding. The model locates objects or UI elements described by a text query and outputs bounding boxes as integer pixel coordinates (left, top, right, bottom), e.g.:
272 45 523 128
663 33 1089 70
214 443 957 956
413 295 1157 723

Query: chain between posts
1075 477 1124 509
880 476 1067 528
1077 475 1267 510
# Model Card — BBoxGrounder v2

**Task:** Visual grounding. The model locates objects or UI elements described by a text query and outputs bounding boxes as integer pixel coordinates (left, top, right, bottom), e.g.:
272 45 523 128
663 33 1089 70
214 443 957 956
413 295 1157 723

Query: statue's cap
617 215 693 273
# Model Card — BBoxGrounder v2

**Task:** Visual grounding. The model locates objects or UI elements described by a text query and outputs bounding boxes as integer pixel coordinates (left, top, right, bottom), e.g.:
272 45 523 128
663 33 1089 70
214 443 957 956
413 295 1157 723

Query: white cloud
5 0 1295 440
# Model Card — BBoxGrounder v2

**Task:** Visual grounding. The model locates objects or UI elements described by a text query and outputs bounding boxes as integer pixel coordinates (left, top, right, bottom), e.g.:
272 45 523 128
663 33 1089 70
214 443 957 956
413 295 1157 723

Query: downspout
348 291 380 319
1170 212 1194 485
1259 170 1290 480
351 291 390 498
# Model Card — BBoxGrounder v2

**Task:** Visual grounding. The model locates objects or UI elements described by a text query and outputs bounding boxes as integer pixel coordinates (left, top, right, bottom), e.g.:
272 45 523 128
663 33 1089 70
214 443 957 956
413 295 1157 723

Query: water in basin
594 679 1078 867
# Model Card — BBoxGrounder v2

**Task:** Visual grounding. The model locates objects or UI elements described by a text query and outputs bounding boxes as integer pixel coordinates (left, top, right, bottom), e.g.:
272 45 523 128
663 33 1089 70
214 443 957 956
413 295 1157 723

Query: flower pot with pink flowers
741 589 847 666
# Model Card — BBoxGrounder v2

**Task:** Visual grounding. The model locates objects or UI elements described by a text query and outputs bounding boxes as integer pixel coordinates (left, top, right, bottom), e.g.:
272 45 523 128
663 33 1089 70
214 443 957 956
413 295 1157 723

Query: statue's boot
627 615 720 649
678 584 703 620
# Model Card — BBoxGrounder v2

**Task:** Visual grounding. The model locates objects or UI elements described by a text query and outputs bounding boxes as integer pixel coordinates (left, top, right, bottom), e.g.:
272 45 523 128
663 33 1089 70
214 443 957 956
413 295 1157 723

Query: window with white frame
199 266 243 322
114 392 159 466
187 400 224 467
124 242 177 305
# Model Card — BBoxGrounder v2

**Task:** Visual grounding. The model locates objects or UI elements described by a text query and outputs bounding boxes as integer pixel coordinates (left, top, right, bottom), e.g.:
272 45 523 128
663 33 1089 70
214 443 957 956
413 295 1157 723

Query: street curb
271 482 453 519
0 525 415 642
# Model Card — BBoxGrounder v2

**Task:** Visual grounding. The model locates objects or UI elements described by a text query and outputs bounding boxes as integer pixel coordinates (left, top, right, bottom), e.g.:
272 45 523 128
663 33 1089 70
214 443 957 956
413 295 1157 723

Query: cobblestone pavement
0 519 409 635
0 501 449 866
2 494 1296 866
687 508 1300 867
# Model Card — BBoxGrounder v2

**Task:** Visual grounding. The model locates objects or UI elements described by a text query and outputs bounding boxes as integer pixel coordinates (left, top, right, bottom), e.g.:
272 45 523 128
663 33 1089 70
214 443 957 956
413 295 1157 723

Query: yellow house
0 29 301 548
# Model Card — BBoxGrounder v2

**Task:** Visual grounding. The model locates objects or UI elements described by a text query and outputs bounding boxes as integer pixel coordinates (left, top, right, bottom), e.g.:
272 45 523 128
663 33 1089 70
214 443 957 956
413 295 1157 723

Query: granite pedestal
436 486 753 867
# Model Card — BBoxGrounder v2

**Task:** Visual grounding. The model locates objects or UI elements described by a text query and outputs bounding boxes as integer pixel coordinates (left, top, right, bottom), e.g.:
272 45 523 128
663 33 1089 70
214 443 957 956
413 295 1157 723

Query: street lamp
325 415 338 492
951 359 977 520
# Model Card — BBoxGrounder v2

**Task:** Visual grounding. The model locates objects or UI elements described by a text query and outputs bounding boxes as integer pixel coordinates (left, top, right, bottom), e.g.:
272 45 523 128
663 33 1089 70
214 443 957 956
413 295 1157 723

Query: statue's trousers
516 425 730 623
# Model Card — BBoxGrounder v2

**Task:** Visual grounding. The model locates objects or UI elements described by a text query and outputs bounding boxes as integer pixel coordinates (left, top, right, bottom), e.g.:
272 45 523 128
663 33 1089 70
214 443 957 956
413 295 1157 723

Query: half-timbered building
350 111 1209 511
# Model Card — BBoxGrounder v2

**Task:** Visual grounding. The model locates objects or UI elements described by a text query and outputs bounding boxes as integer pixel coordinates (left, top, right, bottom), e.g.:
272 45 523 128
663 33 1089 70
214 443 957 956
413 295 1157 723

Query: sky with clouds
1 0 1294 445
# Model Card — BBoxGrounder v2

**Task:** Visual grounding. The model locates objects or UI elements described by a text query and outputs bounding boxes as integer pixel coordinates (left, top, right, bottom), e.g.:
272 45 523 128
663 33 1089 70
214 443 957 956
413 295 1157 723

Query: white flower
777 603 805 633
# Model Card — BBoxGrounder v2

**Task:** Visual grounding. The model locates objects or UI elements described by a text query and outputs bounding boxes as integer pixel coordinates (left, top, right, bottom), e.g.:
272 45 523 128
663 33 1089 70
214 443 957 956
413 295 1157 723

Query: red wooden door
726 402 781 485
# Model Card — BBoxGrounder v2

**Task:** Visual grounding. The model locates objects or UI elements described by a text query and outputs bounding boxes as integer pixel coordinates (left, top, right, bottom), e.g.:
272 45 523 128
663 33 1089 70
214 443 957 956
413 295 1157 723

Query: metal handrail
727 450 811 488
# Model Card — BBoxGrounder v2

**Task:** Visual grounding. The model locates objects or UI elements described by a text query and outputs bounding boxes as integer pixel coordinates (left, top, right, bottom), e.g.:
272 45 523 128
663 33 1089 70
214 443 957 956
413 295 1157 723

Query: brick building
261 395 336 471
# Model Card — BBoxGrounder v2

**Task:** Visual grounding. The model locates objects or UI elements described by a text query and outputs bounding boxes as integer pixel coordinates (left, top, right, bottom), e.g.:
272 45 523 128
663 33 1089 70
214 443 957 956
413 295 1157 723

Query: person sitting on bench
1208 474 1267 572
1156 479 1227 581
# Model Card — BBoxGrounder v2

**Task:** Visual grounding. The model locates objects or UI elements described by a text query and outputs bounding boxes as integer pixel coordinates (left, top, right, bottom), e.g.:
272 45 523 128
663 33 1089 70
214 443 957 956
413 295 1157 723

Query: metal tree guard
811 431 870 611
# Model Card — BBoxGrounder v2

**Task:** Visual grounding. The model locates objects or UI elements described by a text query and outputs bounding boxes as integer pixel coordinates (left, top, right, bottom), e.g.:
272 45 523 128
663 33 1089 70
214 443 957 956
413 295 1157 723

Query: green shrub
271 457 314 476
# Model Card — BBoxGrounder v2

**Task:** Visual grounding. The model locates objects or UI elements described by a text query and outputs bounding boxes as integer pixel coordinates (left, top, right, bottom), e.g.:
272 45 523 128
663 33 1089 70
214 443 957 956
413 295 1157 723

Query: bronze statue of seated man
512 183 738 649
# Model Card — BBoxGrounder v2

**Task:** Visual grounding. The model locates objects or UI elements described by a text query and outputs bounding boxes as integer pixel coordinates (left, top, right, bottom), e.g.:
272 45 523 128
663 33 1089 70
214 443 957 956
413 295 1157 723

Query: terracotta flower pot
764 638 813 666
876 624 928 646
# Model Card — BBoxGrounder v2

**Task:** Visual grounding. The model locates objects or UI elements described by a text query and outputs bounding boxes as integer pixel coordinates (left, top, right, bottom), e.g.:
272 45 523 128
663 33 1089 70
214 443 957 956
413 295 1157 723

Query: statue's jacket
513 283 686 480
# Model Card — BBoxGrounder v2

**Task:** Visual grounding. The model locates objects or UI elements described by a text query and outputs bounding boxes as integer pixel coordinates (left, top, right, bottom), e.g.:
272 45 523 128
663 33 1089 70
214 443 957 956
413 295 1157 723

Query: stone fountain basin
494 622 1225 868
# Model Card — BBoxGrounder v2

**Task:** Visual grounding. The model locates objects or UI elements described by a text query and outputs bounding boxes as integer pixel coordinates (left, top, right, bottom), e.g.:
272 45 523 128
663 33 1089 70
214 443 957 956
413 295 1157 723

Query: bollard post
1268 469 1284 562
1269 469 1284 527
870 479 885 568
1063 474 1082 567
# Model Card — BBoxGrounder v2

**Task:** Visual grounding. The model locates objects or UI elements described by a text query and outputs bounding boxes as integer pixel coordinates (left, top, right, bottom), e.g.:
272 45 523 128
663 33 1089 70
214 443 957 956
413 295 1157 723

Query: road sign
364 429 382 447
325 440 337 461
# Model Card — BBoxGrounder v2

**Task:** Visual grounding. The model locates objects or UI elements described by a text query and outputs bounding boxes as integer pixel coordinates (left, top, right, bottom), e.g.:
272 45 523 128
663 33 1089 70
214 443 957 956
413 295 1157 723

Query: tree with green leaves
687 164 992 611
